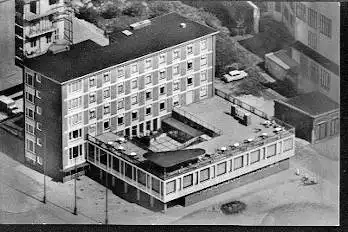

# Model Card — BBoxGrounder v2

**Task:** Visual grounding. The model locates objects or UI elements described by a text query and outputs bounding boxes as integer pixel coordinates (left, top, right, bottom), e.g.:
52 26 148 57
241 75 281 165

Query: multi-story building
22 13 218 181
265 2 340 103
15 0 73 64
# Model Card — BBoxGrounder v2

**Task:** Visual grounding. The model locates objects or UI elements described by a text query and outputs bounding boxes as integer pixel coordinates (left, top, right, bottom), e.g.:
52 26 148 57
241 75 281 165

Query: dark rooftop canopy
285 91 339 116
143 148 206 168
24 12 218 83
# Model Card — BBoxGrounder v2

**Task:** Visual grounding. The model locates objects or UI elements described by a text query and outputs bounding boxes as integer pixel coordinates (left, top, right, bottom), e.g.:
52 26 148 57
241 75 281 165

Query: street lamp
43 135 47 204
73 156 77 215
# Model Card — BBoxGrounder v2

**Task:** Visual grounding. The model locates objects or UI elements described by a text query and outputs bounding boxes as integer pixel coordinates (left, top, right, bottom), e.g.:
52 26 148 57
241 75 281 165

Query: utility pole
105 172 108 224
43 135 47 204
73 156 77 215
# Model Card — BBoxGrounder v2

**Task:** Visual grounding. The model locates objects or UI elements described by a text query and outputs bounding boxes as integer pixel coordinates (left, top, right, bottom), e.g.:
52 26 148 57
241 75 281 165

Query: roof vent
180 23 186 28
107 141 114 145
130 19 151 30
122 30 133 36
117 146 125 151
129 152 137 156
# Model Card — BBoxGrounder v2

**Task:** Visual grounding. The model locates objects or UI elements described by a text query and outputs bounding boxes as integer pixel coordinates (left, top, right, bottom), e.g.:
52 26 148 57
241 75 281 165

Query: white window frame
200 39 207 51
187 60 193 72
187 44 193 56
117 83 124 94
36 106 42 115
200 86 208 98
89 92 96 104
159 69 166 81
131 78 138 89
159 53 166 65
131 63 138 75
159 101 166 111
103 72 111 83
200 55 208 67
117 115 124 125
36 90 41 99
103 119 110 131
118 67 125 78
103 104 110 115
173 95 179 107
173 49 180 60
118 99 124 110
131 94 138 105
37 122 42 131
187 75 193 87
145 105 152 116
145 58 152 70
103 87 110 99
89 108 96 120
145 74 152 85
173 64 180 76
200 70 207 82
131 110 138 121
89 76 96 88
36 74 41 83
145 90 152 101
159 84 166 95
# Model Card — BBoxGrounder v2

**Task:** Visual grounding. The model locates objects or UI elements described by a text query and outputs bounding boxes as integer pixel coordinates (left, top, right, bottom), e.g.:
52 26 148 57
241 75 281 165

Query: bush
76 6 100 25
221 201 247 215
101 4 122 19
123 1 146 17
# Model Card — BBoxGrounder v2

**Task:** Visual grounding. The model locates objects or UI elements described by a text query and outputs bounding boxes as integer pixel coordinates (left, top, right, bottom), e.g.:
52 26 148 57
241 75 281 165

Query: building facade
266 2 340 103
23 13 218 181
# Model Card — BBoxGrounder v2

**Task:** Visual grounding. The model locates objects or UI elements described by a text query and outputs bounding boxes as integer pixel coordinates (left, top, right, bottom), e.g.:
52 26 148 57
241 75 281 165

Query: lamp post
73 156 77 215
105 172 108 224
43 135 47 204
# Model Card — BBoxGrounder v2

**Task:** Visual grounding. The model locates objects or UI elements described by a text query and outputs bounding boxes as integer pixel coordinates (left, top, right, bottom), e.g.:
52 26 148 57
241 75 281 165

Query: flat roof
266 49 299 71
162 117 204 137
181 97 284 154
24 12 218 83
291 41 339 76
143 149 205 168
284 91 339 116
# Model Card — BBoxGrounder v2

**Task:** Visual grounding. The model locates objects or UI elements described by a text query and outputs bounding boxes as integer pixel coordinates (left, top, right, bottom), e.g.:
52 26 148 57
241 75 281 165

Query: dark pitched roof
291 41 339 76
285 91 339 116
24 13 218 83
143 149 205 168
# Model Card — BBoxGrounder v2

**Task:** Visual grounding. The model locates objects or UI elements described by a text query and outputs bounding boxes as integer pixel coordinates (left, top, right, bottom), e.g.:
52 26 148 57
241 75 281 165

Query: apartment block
22 13 218 181
266 2 340 103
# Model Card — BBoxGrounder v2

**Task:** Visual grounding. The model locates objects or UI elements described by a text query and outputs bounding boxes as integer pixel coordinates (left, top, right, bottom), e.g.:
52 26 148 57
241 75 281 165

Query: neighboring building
265 2 340 103
0 0 22 90
22 13 218 181
274 91 339 144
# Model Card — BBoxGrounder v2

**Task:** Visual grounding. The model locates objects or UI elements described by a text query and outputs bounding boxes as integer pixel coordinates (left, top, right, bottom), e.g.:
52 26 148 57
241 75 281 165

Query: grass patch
221 201 247 215
263 78 299 98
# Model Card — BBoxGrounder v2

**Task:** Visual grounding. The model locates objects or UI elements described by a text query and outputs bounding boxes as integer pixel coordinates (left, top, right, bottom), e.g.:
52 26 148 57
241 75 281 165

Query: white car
223 70 248 82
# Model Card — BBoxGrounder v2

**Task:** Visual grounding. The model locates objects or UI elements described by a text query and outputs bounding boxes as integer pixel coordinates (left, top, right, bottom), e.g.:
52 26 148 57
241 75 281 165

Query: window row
25 73 41 86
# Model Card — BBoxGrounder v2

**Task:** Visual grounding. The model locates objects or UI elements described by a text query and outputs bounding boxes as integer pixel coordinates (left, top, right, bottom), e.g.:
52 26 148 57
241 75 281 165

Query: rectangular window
68 97 82 110
36 75 41 83
284 6 289 21
283 138 293 152
69 80 82 93
267 144 276 158
173 49 180 60
103 72 110 83
69 129 82 140
319 14 332 38
173 81 180 91
131 95 138 105
131 78 137 89
103 120 110 131
159 85 166 95
30 1 36 14
131 63 138 74
37 122 42 131
46 35 51 43
26 138 35 153
69 144 82 159
89 77 96 87
37 156 42 165
104 104 110 115
234 156 243 170
25 123 34 134
103 87 110 99
200 86 208 97
112 156 119 172
173 95 179 107
152 177 160 193
187 44 193 56
54 28 59 40
317 122 327 140
69 113 82 126
118 67 125 78
145 75 152 85
330 118 339 135
36 106 42 115
118 99 124 109
30 40 37 48
187 75 193 86
117 83 124 94
200 168 210 182
89 92 96 104
300 53 309 79
26 73 34 86
275 2 281 12
89 124 96 134
166 180 176 194
89 109 96 119
308 8 318 29
125 163 132 179
117 116 124 125
310 62 319 83
145 58 152 70
131 111 138 121
36 90 41 99
159 101 165 111
201 55 207 67
250 150 261 164
320 69 330 90
25 108 34 119
146 105 152 115
187 60 193 72
159 53 166 65
159 70 166 80
137 170 146 186
183 174 193 188
25 92 34 103
201 71 207 82
216 162 227 176
201 39 207 50
145 90 152 100
173 65 180 76
308 30 317 50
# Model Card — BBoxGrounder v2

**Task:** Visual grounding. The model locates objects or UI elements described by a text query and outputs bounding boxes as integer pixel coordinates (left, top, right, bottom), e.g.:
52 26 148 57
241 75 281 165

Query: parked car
222 70 248 82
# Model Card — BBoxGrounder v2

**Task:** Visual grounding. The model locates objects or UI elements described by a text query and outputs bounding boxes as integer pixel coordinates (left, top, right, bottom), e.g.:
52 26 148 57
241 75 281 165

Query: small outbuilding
274 91 339 144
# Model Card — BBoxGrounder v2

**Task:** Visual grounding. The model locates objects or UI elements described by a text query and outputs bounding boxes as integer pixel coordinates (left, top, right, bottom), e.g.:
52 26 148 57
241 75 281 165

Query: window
200 168 210 182
159 101 165 111
25 92 34 103
26 73 34 86
69 144 83 159
89 77 96 87
125 163 132 179
145 59 152 70
187 60 193 72
117 83 124 94
173 65 180 76
36 106 42 115
103 120 110 131
266 144 276 158
131 78 138 89
300 54 309 79
131 63 138 74
146 105 152 115
30 40 37 48
131 111 138 121
217 162 227 176
89 109 96 119
173 95 179 107
159 70 166 80
25 123 34 134
234 156 243 170
173 81 180 91
54 28 59 40
159 53 166 65
69 113 82 126
250 150 260 164
166 180 176 194
68 97 82 110
201 71 207 82
201 56 207 67
118 67 125 78
103 87 110 99
69 129 82 140
145 90 152 100
145 75 152 85
187 44 193 56
131 95 138 105
69 80 82 93
26 139 35 153
283 138 293 151
117 116 124 125
118 99 124 109
317 122 327 140
172 50 180 61
37 122 42 131
36 90 41 99
319 15 332 38
201 39 207 50
46 35 51 43
296 3 306 21
152 177 160 193
310 62 319 83
330 118 339 136
308 30 317 50
49 0 58 5
30 1 36 14
89 124 96 134
183 174 193 188
284 6 289 21
104 104 110 115
275 2 281 12
37 156 42 165
159 85 166 95
308 8 318 29
200 86 207 97
36 75 41 83
25 108 34 119
320 69 330 90
89 92 96 103
103 72 110 83
187 75 193 86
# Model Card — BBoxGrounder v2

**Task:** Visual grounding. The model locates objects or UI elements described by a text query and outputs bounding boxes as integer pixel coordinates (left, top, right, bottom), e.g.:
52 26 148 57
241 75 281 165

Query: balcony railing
27 26 55 39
